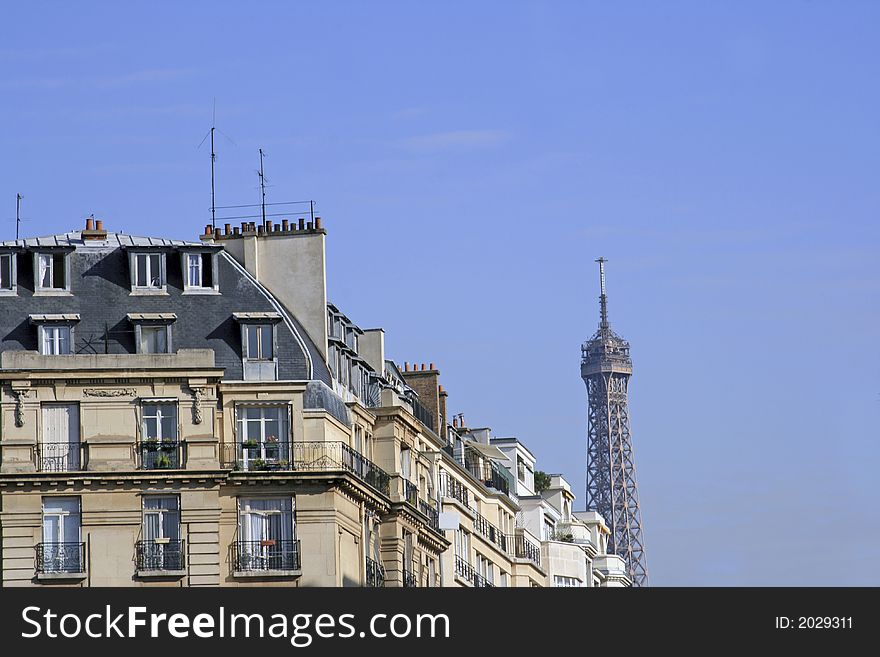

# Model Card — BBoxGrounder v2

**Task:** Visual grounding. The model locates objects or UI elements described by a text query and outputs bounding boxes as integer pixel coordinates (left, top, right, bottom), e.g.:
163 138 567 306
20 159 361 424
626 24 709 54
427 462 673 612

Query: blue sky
1 2 878 585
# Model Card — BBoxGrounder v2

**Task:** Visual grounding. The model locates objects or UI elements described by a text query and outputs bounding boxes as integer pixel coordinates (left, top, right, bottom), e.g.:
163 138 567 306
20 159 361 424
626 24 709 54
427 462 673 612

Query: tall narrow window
0 253 15 291
40 497 82 573
187 253 202 287
40 403 80 472
140 402 179 469
139 496 183 571
184 252 214 289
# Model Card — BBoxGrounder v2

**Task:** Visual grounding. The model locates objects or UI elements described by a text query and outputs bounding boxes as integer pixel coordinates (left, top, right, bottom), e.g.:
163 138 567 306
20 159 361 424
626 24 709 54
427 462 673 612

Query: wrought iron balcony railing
402 479 418 506
365 557 385 587
418 498 440 531
474 512 508 553
221 441 390 496
35 542 85 574
135 539 185 571
463 453 511 496
508 534 542 567
454 555 494 588
36 443 82 472
402 569 418 588
138 441 182 470
234 539 301 573
439 471 471 509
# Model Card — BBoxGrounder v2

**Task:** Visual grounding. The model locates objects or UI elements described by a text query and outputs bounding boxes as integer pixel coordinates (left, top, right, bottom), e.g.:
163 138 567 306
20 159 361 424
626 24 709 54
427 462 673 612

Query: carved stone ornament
83 388 137 398
192 387 204 424
12 389 30 427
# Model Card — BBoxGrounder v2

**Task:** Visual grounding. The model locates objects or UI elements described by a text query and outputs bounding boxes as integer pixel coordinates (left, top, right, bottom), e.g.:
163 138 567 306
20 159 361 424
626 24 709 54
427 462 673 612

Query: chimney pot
306 221 313 230
95 220 103 231
298 218 305 230
205 224 212 235
214 228 221 238
273 223 280 232
224 223 231 235
266 220 273 232
86 217 95 231
315 216 322 229
404 362 409 371
241 222 248 232
429 362 435 370
421 363 426 371
282 219 290 231
233 227 240 235
249 222 256 232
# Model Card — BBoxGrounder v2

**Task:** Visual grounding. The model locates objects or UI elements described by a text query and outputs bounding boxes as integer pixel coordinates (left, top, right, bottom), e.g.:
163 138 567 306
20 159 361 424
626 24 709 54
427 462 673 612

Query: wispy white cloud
401 129 510 153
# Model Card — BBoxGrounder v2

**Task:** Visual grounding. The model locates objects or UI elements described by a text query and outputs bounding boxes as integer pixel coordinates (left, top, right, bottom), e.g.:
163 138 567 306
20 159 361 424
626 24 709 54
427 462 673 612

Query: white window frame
142 495 181 541
135 323 173 354
141 401 179 443
0 252 17 294
130 251 167 293
39 324 74 355
181 251 219 293
33 251 71 293
242 323 275 361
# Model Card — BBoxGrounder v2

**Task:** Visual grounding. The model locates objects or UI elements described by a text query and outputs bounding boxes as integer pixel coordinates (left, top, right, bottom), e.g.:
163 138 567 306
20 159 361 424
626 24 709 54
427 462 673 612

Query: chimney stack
282 219 290 231
82 217 107 241
85 217 94 231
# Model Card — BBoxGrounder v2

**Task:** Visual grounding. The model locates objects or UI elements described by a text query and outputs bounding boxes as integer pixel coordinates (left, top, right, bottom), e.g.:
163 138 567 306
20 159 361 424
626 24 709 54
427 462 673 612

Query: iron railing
234 539 301 572
35 542 85 574
365 557 385 587
454 555 493 587
402 569 418 588
418 498 440 531
138 441 182 470
439 471 471 509
463 451 511 495
408 396 435 432
36 443 82 472
135 539 185 571
402 479 419 506
222 441 391 495
474 512 508 553
509 534 542 567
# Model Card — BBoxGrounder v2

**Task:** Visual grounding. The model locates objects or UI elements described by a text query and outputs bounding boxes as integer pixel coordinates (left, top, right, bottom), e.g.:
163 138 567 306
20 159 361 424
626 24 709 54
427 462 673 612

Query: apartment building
0 217 628 588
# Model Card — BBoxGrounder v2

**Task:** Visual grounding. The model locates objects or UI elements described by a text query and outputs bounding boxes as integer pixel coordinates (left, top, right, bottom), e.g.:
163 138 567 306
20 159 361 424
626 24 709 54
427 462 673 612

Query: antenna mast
210 125 216 231
15 193 21 240
258 148 267 227
596 257 609 331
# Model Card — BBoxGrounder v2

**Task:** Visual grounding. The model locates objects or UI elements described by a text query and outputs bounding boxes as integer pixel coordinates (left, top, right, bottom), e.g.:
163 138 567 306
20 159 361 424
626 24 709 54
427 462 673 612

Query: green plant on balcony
242 439 259 448
155 454 172 469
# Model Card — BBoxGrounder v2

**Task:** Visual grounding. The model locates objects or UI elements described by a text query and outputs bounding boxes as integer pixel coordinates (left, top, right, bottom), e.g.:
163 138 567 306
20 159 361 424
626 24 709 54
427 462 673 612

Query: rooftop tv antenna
198 100 234 231
258 148 268 227
15 193 22 240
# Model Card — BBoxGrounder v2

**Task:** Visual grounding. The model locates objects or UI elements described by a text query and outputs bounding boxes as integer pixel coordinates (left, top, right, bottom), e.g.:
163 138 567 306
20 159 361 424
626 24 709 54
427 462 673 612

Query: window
40 325 72 355
184 252 215 290
499 571 508 587
36 252 68 290
40 403 81 472
554 575 583 588
132 252 165 290
0 253 16 291
40 497 82 573
237 497 298 572
244 324 273 360
140 496 183 571
400 446 412 481
236 405 290 470
142 402 178 441
454 529 471 563
139 325 170 353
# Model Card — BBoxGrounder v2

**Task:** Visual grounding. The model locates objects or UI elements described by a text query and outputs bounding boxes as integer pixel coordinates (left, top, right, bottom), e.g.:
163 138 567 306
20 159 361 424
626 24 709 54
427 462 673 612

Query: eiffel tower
581 258 648 586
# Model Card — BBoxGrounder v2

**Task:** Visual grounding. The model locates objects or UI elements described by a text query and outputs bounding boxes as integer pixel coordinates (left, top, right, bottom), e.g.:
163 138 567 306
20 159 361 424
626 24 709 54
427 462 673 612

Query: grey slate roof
0 231 331 385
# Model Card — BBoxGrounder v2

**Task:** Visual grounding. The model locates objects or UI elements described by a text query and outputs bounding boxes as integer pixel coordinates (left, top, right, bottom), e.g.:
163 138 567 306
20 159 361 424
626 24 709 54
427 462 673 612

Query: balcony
135 539 186 575
408 396 435 432
221 441 391 496
418 498 440 531
138 440 182 470
365 557 385 587
35 542 86 579
439 472 471 509
36 443 82 472
402 479 419 506
443 443 513 496
402 569 418 588
454 555 494 588
509 534 542 568
474 512 508 553
234 539 301 576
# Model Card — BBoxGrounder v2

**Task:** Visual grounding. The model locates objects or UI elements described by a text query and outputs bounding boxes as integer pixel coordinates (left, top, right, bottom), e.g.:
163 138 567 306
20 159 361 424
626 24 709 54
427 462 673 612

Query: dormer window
128 314 176 354
181 250 219 293
30 314 80 355
233 312 282 381
130 251 166 293
34 251 70 292
0 252 17 293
